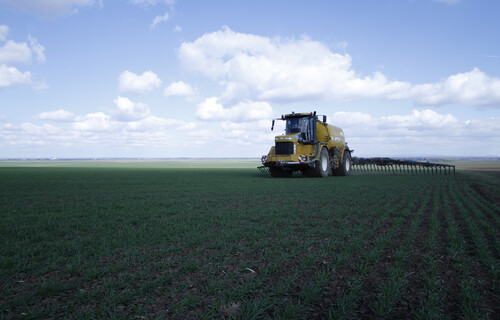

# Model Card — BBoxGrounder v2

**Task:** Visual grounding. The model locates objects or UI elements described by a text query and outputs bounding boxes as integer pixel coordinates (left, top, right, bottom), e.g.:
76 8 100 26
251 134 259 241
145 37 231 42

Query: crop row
0 167 498 319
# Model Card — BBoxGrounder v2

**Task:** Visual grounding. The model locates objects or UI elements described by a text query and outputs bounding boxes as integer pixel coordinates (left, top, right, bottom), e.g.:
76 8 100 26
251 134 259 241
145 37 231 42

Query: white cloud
0 64 31 87
118 70 161 94
150 11 169 29
36 109 76 122
0 40 32 64
381 109 461 131
113 96 150 121
465 118 500 138
21 96 197 151
179 27 500 108
179 27 411 104
0 25 8 42
173 25 182 32
72 112 113 132
0 28 46 88
164 81 195 97
28 36 45 63
0 0 101 17
196 97 273 122
329 109 500 156
195 97 225 120
66 97 194 134
332 109 462 135
19 122 62 136
408 68 500 108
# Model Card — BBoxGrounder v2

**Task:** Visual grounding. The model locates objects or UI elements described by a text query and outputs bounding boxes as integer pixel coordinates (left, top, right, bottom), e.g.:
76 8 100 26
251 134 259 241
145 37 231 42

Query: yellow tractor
261 111 352 177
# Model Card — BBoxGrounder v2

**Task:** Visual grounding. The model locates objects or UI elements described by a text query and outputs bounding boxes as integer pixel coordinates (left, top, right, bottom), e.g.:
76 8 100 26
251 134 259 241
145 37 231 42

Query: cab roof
284 112 315 118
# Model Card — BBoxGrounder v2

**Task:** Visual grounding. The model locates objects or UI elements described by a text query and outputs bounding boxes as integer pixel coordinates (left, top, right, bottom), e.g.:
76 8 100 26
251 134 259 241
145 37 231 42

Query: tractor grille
275 142 294 155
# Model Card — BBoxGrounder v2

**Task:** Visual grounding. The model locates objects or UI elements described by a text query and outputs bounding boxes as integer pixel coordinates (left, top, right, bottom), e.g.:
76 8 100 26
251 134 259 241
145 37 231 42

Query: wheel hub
321 154 328 171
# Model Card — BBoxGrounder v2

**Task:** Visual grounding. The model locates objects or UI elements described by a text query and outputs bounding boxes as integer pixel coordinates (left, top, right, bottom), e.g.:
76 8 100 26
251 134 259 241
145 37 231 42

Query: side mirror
323 115 327 123
271 120 275 131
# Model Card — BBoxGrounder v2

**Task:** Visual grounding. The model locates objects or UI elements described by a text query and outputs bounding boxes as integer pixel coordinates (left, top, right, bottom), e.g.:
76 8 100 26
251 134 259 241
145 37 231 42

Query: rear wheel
333 150 351 176
312 147 330 177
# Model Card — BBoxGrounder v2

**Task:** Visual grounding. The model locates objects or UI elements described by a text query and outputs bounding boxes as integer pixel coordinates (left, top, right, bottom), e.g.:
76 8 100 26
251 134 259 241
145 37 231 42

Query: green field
0 162 499 319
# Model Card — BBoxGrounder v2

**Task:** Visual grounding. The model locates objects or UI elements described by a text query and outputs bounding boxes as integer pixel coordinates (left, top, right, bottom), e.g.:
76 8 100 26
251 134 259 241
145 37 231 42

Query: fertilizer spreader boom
352 157 455 175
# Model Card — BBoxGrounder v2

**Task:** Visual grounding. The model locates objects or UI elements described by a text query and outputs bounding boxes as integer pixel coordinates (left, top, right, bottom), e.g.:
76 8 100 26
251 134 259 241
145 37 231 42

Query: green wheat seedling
449 183 499 281
0 165 498 319
442 185 488 320
327 183 422 319
414 188 446 320
370 190 428 317
455 176 500 225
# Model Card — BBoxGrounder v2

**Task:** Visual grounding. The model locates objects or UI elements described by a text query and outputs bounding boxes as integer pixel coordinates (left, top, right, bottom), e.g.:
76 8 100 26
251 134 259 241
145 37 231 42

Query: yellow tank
262 112 352 177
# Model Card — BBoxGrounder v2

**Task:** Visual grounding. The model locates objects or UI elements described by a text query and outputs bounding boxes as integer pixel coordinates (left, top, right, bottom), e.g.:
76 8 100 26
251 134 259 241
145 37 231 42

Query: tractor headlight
298 155 308 163
261 155 267 164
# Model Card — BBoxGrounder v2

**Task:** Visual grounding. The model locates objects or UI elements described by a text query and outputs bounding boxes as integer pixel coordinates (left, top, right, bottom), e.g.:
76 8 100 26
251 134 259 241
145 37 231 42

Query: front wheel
333 150 351 176
312 147 330 177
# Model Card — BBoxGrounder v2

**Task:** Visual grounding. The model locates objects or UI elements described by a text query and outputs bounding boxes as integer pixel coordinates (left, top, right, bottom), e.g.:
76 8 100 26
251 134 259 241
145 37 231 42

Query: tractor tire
333 150 351 176
270 167 292 177
312 147 330 177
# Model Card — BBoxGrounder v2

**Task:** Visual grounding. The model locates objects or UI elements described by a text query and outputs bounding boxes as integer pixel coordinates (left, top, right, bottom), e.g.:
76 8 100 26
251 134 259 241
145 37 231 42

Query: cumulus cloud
196 97 273 122
0 40 32 64
0 0 101 17
36 109 76 122
0 64 31 87
164 81 195 97
72 112 113 132
179 27 411 104
179 27 500 108
112 96 150 121
382 109 461 131
65 96 195 134
408 68 500 108
0 26 46 88
118 70 161 94
0 34 45 65
21 96 197 150
332 109 462 135
329 109 500 156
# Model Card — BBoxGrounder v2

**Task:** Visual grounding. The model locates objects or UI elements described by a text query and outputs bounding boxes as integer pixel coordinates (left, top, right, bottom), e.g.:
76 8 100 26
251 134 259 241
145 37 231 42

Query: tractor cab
284 114 317 144
272 112 318 145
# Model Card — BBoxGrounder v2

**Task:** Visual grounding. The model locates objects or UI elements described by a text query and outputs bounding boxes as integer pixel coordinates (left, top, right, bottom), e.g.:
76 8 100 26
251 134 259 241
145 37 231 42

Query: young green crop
0 162 498 319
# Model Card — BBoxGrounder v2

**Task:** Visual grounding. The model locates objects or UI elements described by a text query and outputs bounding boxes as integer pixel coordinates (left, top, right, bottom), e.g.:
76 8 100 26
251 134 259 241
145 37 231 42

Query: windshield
286 117 310 134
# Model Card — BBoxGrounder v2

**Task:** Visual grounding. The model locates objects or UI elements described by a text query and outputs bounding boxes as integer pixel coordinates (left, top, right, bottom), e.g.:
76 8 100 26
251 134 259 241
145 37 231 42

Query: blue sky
0 0 499 158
